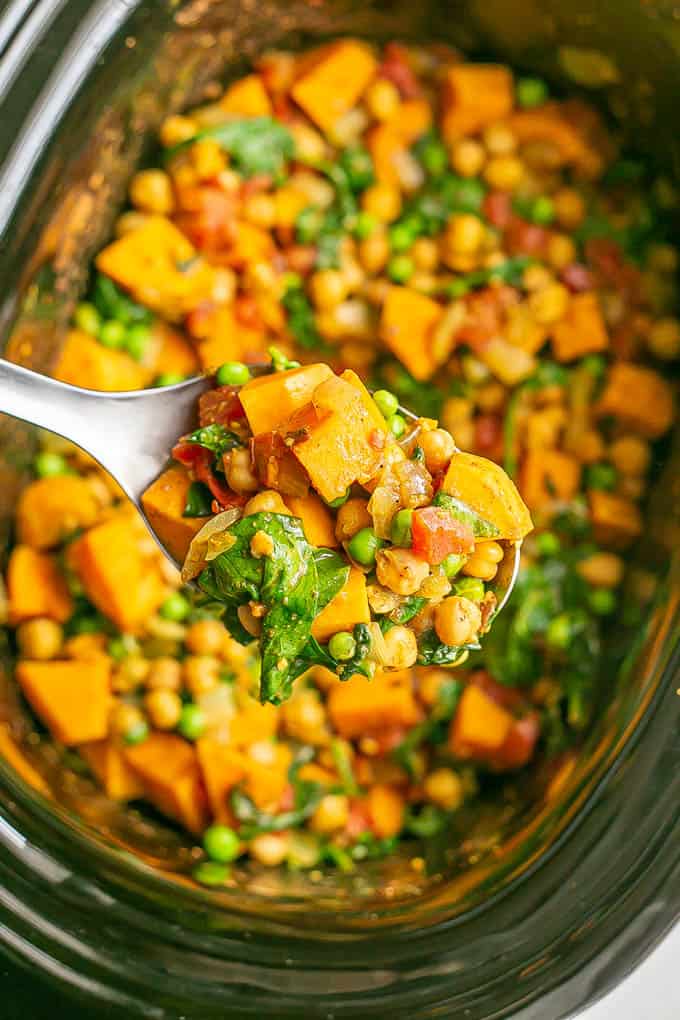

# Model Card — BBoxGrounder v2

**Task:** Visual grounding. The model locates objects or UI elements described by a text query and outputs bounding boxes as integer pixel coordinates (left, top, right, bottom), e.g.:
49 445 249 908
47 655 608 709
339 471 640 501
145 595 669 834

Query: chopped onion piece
182 507 242 582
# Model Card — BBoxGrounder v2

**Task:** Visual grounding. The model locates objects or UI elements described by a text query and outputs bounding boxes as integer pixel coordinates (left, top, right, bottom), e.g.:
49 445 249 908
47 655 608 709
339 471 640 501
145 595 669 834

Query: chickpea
289 122 326 164
112 656 150 693
577 552 624 588
359 231 390 273
111 702 145 737
382 625 418 669
450 139 485 178
244 490 289 516
376 548 430 596
482 123 517 156
309 269 348 309
523 263 554 292
159 114 197 147
553 187 586 229
483 155 524 191
16 618 62 660
434 596 482 646
146 657 182 691
579 429 606 465
609 436 651 477
335 498 372 542
424 767 464 811
411 237 440 271
418 668 451 707
362 183 402 223
144 689 182 730
419 428 455 474
462 541 504 581
249 832 290 866
129 169 175 215
185 619 226 657
648 317 680 360
282 689 328 745
547 234 577 270
242 193 276 229
226 448 259 493
183 656 220 697
311 794 350 834
446 213 485 256
528 283 569 325
365 78 400 121
475 381 506 414
190 139 226 179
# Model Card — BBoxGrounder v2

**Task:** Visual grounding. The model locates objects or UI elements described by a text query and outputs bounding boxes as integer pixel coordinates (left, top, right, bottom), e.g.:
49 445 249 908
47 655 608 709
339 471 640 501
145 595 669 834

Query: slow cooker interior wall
0 0 678 916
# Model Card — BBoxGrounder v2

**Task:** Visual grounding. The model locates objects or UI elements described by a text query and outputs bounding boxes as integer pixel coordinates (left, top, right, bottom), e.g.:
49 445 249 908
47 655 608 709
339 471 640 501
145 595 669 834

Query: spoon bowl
0 358 521 610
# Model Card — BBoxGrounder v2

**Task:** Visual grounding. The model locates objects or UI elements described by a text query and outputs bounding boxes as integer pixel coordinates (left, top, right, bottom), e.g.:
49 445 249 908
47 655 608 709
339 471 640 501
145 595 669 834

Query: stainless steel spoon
0 358 520 611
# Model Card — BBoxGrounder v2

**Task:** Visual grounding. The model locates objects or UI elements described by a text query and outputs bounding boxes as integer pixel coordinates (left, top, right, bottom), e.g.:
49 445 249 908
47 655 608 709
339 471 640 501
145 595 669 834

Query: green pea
442 553 466 579
531 196 555 225
390 508 413 547
74 302 101 336
546 613 572 651
453 577 485 602
589 588 617 616
447 278 470 299
421 138 448 177
193 861 231 887
347 527 383 568
387 255 414 284
107 635 138 661
153 373 185 387
389 222 415 253
536 531 561 557
517 77 548 108
159 592 191 622
328 631 357 661
387 413 406 438
581 354 607 378
98 319 127 349
124 719 149 746
203 824 241 863
585 462 617 491
326 490 350 509
178 703 205 741
215 361 250 387
373 389 399 419
353 211 378 240
296 206 324 244
125 323 151 361
34 451 69 478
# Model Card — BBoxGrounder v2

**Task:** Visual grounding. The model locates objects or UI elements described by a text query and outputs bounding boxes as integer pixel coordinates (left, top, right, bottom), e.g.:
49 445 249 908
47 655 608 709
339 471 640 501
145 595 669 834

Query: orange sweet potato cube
125 733 209 834
449 684 514 758
520 449 581 511
328 671 419 739
379 286 444 381
552 292 608 362
284 491 338 548
16 659 111 746
7 545 73 624
239 363 333 435
311 567 370 643
595 362 674 439
142 465 210 564
80 739 145 800
291 40 377 132
220 74 272 116
54 330 148 391
588 490 643 549
16 476 100 550
441 64 514 142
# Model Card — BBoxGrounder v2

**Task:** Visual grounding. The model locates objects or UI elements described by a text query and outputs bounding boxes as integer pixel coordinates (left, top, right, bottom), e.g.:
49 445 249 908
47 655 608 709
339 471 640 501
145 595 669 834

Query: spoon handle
0 359 210 503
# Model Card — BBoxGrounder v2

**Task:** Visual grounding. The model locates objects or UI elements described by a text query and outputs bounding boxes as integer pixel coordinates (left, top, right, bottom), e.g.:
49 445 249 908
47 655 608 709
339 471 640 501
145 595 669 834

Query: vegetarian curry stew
3 40 677 884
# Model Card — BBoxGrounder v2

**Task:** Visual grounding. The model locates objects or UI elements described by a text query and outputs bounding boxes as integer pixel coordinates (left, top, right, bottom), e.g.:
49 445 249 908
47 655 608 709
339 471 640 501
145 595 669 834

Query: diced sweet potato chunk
71 515 166 632
16 476 99 550
142 465 210 563
379 286 444 381
125 733 209 834
239 363 333 435
0 723 50 795
284 492 338 548
520 449 581 511
328 671 419 738
552 292 608 362
441 64 514 141
291 40 377 132
196 739 247 823
80 739 145 800
148 322 199 379
7 546 73 625
54 330 148 391
367 784 404 837
506 103 602 177
286 371 387 502
191 306 264 372
96 216 217 320
220 74 272 116
312 567 370 642
449 684 513 758
588 490 642 548
16 659 111 746
595 362 674 438
442 451 533 539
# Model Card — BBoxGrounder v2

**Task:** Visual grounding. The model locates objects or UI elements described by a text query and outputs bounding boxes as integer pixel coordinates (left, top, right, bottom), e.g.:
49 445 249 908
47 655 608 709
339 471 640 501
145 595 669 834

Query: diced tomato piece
560 262 593 293
234 294 264 330
584 238 641 298
171 440 206 467
495 713 540 769
474 413 503 460
483 191 513 229
346 801 371 839
284 244 317 275
174 187 236 250
378 43 421 98
458 286 517 352
198 385 246 426
504 218 548 256
469 669 526 711
411 506 475 564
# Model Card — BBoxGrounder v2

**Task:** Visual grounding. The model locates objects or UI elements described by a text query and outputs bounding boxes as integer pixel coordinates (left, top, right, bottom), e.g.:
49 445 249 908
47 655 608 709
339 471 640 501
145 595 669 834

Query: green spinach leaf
165 117 294 177
433 491 501 540
183 481 213 518
184 424 242 460
417 628 479 666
